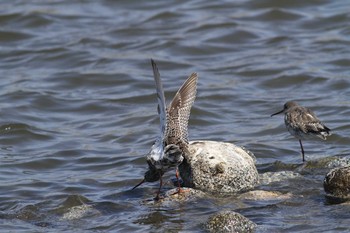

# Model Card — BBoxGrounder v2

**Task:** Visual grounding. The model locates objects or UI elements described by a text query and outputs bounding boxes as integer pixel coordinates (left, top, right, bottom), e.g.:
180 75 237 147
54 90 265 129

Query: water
0 0 349 232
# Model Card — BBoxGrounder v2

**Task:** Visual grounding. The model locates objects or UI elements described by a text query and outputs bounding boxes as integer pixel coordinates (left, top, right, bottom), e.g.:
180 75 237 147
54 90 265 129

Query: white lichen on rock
179 141 258 194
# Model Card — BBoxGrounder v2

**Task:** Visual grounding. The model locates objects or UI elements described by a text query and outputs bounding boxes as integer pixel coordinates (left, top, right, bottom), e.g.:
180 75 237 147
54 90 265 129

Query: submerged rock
54 195 101 220
239 190 293 201
326 156 350 169
324 166 350 203
141 187 206 205
179 141 258 194
164 187 206 201
61 204 98 220
205 211 256 233
259 171 301 185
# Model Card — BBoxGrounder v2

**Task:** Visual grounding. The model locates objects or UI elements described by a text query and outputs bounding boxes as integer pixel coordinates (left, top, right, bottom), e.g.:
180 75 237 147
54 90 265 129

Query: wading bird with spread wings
132 59 198 200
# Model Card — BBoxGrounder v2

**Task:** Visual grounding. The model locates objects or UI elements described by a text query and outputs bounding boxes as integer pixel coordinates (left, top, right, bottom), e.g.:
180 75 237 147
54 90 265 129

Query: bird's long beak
131 179 145 190
271 109 284 117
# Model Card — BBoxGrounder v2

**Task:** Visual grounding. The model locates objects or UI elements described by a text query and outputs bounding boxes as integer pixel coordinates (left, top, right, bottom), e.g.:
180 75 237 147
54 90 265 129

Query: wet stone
259 171 301 185
61 204 100 220
324 166 350 203
326 156 350 169
15 205 42 221
164 187 206 201
141 188 206 205
239 190 293 201
182 141 258 193
205 211 256 233
179 141 259 194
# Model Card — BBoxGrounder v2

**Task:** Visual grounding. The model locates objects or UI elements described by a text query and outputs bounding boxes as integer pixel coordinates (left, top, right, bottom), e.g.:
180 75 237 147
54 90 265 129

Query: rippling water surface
0 0 350 232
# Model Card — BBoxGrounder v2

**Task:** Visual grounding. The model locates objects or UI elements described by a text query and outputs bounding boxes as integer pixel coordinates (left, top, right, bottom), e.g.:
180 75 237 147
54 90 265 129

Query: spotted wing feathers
166 73 198 145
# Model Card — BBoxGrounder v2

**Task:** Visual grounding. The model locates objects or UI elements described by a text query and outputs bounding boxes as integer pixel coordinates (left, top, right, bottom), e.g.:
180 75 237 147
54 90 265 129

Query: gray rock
259 171 301 185
205 211 256 233
238 190 293 201
164 187 206 201
326 156 350 169
179 141 258 194
61 204 100 220
141 188 206 206
324 166 350 202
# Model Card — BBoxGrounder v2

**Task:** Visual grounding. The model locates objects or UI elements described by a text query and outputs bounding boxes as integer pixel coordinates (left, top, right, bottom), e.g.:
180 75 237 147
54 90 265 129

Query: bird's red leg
171 167 189 196
175 167 183 193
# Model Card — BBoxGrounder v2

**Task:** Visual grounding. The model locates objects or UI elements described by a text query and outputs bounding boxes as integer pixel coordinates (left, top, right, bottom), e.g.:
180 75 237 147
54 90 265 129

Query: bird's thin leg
175 166 182 193
171 167 189 196
299 139 305 162
154 171 163 201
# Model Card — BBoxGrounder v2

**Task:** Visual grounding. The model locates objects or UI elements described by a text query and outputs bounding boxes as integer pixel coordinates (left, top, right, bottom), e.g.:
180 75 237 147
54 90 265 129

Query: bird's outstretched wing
166 72 198 145
151 59 167 142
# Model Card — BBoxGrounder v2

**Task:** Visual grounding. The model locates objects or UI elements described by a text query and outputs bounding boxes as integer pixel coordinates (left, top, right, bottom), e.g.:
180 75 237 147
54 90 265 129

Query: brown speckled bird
271 101 331 162
132 59 198 200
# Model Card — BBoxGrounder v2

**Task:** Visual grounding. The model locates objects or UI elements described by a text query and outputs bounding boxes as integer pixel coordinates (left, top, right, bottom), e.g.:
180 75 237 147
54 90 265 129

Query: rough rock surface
61 204 99 220
141 188 206 205
238 190 293 201
259 171 301 185
205 211 256 233
179 141 258 194
324 166 350 202
165 187 206 201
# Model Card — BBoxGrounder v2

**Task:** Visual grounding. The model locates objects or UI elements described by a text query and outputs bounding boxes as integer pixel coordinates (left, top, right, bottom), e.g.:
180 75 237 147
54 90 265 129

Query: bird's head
271 101 299 117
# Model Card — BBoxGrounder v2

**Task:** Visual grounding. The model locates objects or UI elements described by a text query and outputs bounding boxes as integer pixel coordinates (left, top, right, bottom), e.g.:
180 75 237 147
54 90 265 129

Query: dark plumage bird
271 101 331 162
132 59 198 200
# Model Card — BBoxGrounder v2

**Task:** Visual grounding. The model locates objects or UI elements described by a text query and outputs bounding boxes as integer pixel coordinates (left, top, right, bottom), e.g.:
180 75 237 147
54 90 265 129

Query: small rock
205 211 256 233
179 141 258 194
259 171 301 185
327 156 350 169
165 187 206 201
324 166 350 203
61 204 100 220
141 188 206 205
239 190 293 201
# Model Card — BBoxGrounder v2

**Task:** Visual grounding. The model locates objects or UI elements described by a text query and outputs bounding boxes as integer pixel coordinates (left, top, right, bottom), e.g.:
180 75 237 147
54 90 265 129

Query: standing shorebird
271 101 331 162
132 59 198 200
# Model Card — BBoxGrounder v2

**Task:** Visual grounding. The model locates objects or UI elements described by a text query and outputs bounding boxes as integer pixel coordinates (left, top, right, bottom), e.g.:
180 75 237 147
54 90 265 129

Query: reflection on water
0 0 350 232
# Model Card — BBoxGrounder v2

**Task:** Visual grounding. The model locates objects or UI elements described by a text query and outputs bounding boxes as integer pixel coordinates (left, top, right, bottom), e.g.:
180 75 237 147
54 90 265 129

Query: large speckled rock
179 141 258 194
324 166 350 202
205 211 256 233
